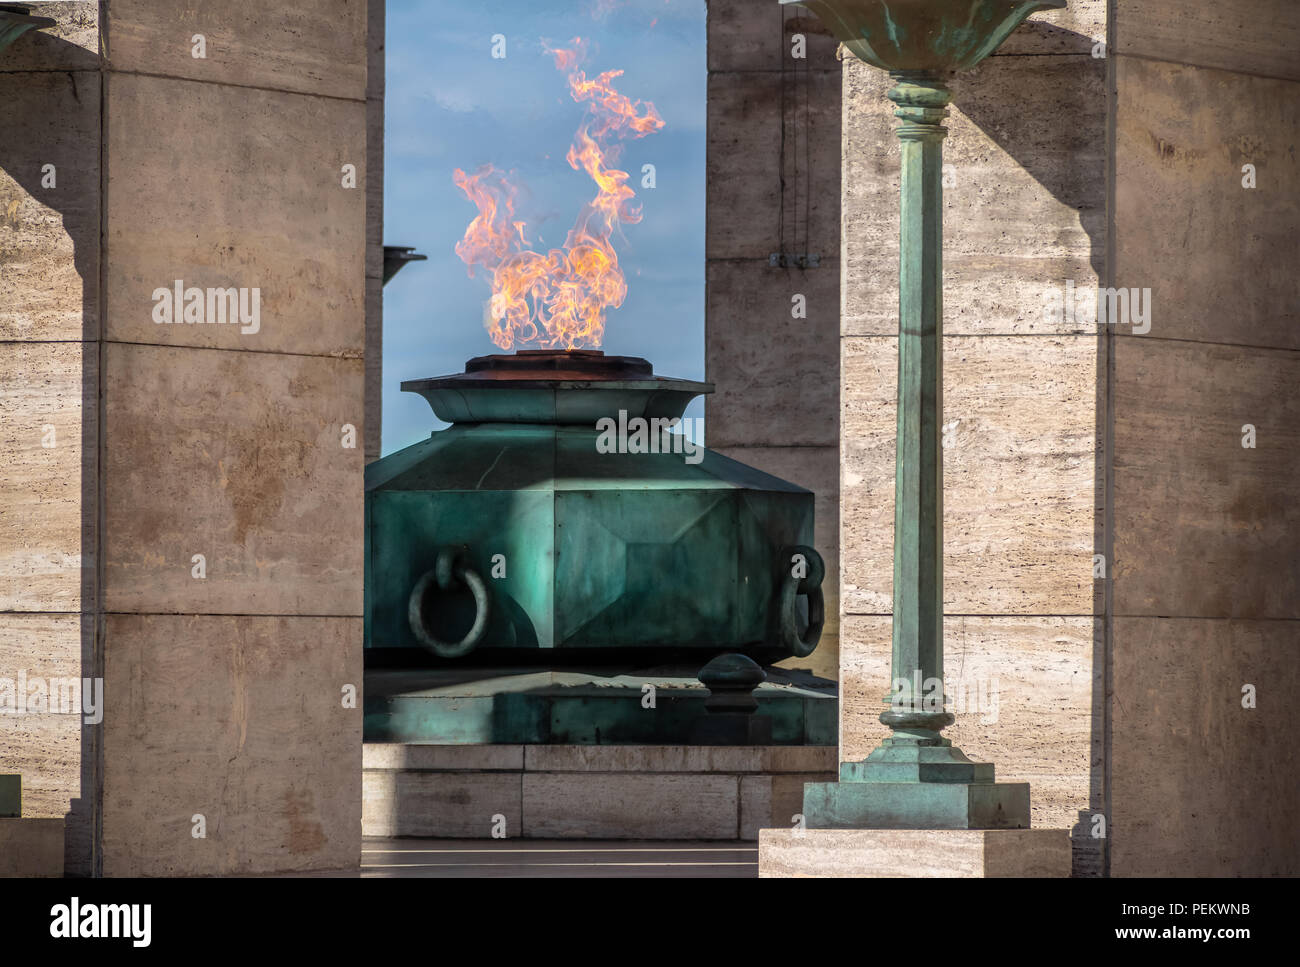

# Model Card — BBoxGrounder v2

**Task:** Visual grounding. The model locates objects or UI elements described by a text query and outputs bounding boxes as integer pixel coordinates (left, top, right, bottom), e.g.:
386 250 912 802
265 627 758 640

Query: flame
453 39 664 350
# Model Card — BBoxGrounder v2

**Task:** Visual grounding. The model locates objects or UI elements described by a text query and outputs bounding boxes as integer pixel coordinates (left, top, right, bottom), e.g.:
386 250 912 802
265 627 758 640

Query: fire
453 39 664 350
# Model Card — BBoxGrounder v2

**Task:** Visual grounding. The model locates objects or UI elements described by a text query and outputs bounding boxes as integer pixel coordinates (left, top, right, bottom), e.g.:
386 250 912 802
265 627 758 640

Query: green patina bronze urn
365 350 825 666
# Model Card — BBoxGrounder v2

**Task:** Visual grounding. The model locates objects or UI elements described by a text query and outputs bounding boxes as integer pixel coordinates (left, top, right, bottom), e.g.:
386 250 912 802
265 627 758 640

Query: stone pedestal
803 778 1029 829
0 0 372 877
364 743 836 839
759 828 1071 877
803 744 1031 828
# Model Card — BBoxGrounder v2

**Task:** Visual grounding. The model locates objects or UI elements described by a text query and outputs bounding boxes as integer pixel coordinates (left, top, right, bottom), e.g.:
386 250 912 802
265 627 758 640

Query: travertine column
0 0 101 877
1109 0 1300 877
365 0 385 462
1 0 371 876
838 1 1107 873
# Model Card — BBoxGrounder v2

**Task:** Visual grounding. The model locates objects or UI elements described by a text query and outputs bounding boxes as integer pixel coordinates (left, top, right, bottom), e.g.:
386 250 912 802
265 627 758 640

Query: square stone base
758 828 1071 877
804 779 1030 829
0 819 65 877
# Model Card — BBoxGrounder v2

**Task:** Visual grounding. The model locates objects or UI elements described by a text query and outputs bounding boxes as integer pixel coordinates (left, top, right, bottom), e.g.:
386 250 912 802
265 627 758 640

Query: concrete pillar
1 0 368 876
705 0 842 682
1108 0 1300 876
0 0 102 878
365 0 384 462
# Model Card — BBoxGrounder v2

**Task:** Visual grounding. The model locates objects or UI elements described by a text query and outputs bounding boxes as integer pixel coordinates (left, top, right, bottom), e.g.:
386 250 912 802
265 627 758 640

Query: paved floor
297 840 759 877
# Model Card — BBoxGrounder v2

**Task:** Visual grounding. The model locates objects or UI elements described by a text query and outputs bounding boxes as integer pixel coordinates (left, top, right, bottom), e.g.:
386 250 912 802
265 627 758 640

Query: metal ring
779 545 825 658
408 551 491 658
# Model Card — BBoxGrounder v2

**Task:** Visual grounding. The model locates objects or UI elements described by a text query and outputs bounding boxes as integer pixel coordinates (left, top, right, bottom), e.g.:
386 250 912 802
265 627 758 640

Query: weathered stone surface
841 335 1099 615
1113 339 1300 619
361 745 837 840
707 69 841 261
364 1 382 454
523 745 835 775
363 1 383 457
0 819 65 877
842 56 1105 336
740 772 835 838
101 614 361 876
1115 57 1300 350
705 4 843 689
1111 617 1300 877
104 72 366 357
104 0 368 99
365 136 383 284
759 827 1071 877
1114 0 1300 81
366 0 384 99
102 344 364 616
839 613 1099 865
995 1 1106 56
706 260 840 448
362 770 520 838
364 275 383 462
363 743 523 772
707 0 841 73
0 342 93 612
0 1 97 72
0 614 84 822
0 70 100 342
523 773 739 839
365 0 385 285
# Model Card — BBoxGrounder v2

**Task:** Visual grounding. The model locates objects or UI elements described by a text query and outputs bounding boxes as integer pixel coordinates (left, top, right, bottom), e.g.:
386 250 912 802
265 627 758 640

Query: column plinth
802 74 1027 831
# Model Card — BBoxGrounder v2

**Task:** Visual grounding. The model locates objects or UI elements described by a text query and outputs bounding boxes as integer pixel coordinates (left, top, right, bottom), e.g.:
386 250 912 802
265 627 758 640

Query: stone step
759 828 1072 877
363 743 837 840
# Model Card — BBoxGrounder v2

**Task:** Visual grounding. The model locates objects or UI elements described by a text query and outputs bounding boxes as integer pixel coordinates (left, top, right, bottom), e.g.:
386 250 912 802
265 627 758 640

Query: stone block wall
1108 0 1300 877
0 0 371 875
365 0 385 462
0 0 103 878
705 0 842 682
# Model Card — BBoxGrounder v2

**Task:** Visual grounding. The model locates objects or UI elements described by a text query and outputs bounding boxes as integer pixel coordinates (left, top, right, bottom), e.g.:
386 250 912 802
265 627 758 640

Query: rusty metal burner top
401 350 712 425
463 349 653 381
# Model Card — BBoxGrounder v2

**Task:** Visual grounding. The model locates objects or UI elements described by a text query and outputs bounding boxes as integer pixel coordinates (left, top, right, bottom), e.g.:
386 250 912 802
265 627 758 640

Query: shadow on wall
0 27 99 876
959 24 1105 280
951 25 1107 877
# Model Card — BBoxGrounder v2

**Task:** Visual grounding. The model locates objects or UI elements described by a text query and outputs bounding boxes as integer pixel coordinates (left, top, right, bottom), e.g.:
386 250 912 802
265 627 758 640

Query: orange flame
453 39 664 350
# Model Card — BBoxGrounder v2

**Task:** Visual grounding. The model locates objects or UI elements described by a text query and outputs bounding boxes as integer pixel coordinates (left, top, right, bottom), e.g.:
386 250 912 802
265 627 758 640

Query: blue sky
382 0 707 455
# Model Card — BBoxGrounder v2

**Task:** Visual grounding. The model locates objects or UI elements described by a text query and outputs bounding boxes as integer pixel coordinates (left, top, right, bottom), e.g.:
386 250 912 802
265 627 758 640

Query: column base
759 828 1071 877
803 778 1030 829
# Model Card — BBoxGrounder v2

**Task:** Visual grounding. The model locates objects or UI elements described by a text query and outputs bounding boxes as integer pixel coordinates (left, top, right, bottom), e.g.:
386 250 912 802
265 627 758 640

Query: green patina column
887 73 950 743
782 0 1066 829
